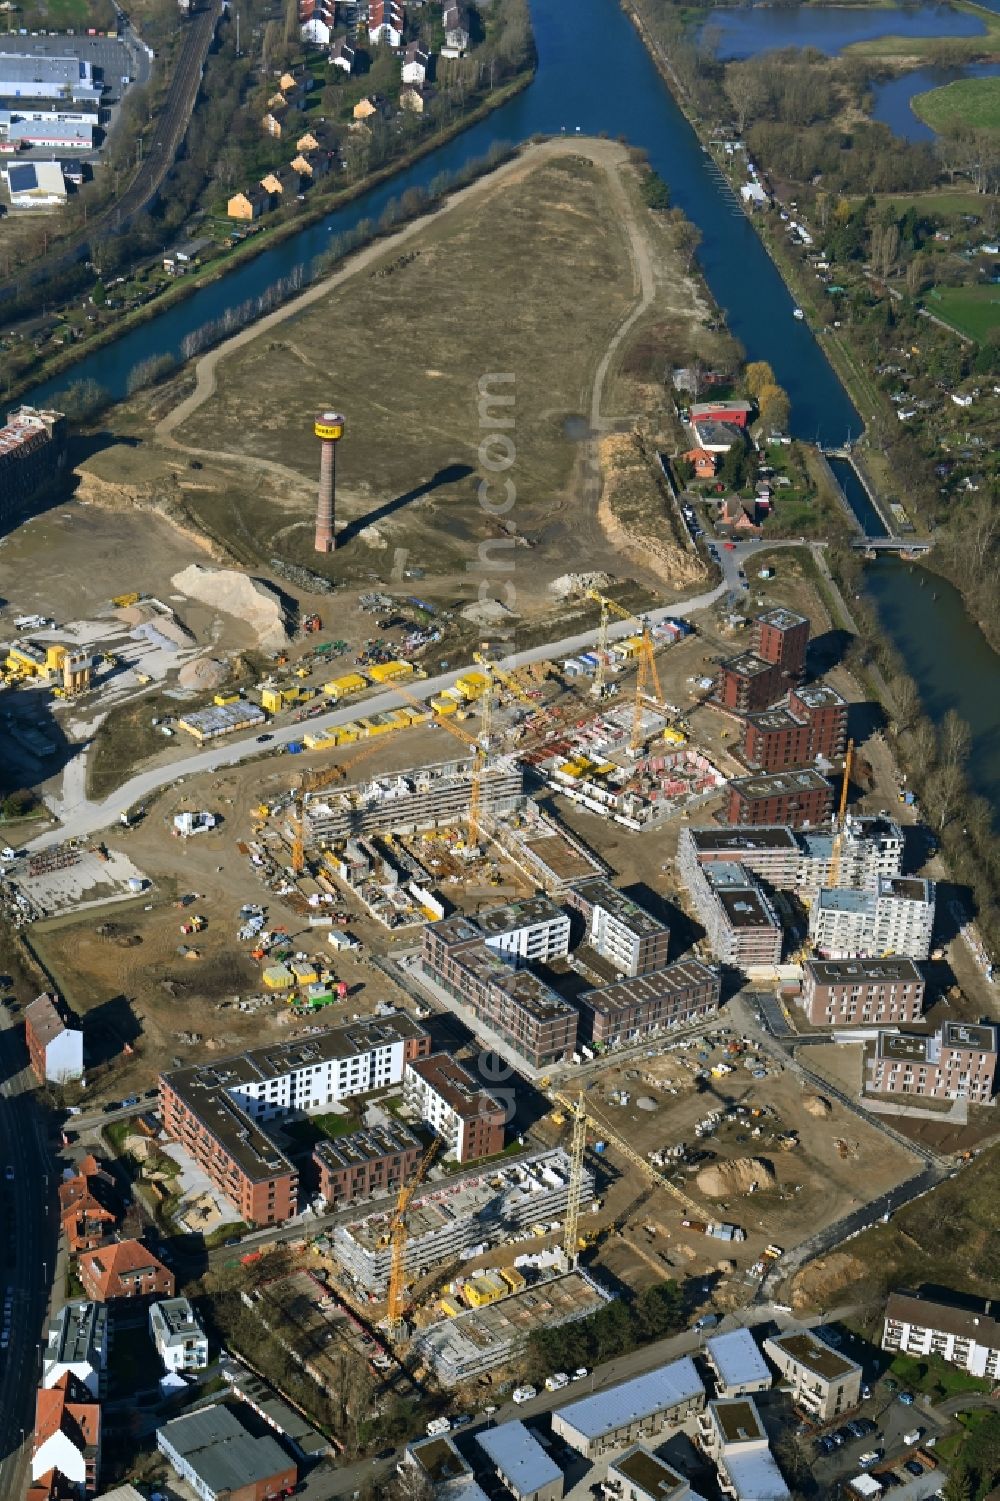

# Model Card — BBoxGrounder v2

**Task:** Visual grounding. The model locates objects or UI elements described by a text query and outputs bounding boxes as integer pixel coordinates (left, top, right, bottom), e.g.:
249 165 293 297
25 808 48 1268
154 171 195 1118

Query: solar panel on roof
8 162 37 191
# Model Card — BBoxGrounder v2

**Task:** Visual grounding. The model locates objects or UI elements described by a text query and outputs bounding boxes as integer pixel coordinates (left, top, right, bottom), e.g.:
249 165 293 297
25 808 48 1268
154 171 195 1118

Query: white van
512 1386 537 1405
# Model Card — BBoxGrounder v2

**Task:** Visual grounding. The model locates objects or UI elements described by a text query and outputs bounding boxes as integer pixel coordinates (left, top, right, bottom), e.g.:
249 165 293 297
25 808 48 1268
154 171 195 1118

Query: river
22 0 999 805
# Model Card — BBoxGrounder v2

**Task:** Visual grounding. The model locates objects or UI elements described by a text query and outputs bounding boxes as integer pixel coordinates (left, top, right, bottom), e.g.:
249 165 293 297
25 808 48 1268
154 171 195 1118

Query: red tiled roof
79 1238 172 1299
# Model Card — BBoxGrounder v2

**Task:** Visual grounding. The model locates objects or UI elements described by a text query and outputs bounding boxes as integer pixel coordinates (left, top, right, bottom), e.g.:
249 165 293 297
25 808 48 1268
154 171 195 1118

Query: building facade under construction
0 406 68 527
303 756 524 844
331 1148 594 1295
678 816 904 897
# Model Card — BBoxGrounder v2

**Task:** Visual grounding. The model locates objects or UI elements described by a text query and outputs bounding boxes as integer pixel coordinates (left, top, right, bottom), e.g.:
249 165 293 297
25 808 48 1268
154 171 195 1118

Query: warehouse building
605 1446 706 1501
799 958 925 1028
809 876 935 961
553 1357 705 1460
882 1289 1000 1381
680 860 782 968
156 1404 297 1501
476 1421 564 1501
866 1022 997 1104
577 958 720 1049
333 1148 593 1295
314 1119 423 1206
763 1331 861 1422
704 1328 772 1398
0 51 101 103
697 1397 790 1501
4 158 66 205
726 769 834 829
565 878 670 977
403 1053 506 1164
303 755 524 843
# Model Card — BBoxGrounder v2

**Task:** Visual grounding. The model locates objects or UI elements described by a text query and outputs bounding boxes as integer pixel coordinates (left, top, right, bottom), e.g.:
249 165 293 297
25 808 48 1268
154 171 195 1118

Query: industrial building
475 1421 564 1501
419 916 578 1071
741 681 848 772
0 406 67 528
0 51 101 104
42 1303 109 1400
866 1022 998 1104
313 1119 423 1206
577 958 721 1049
160 1014 429 1225
149 1298 209 1374
882 1289 1000 1381
762 1331 861 1422
799 958 925 1028
303 756 524 843
24 991 84 1086
678 817 904 897
605 1447 706 1501
552 1358 705 1459
697 1397 790 1501
477 895 571 964
4 159 67 205
333 1148 593 1295
809 876 935 961
564 879 670 977
403 1052 506 1164
679 860 782 968
177 699 267 741
726 769 834 829
156 1404 297 1501
704 1328 772 1398
410 1269 608 1385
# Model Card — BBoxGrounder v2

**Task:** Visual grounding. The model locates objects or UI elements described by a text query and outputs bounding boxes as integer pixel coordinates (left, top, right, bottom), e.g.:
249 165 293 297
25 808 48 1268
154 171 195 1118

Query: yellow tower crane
553 1089 705 1221
289 738 384 875
827 738 854 890
562 1093 588 1267
388 679 490 848
586 590 666 753
386 1135 441 1336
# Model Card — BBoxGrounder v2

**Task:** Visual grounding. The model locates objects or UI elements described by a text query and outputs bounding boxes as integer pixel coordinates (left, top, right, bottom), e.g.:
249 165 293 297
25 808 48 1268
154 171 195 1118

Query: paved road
30 577 732 850
0 1010 60 1501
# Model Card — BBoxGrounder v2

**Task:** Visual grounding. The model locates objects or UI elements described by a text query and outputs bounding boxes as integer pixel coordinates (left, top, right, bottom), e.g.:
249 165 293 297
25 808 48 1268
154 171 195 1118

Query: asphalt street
0 1007 60 1501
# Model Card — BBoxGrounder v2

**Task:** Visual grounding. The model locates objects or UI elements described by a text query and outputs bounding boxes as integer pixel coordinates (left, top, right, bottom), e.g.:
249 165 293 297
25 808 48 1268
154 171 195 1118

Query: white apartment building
403 1052 505 1164
150 1297 209 1374
882 1290 1000 1381
763 1331 861 1422
479 896 571 965
809 877 935 961
566 879 670 977
553 1358 704 1459
678 816 904 897
697 1398 790 1501
605 1447 706 1501
42 1302 108 1399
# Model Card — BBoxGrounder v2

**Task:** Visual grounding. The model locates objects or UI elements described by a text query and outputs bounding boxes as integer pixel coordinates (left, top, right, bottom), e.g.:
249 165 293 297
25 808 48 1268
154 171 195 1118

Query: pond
869 59 1000 140
705 3 985 61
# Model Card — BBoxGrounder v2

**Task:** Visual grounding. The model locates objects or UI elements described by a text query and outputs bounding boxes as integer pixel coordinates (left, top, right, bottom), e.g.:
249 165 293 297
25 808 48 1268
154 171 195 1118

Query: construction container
368 660 415 685
454 669 488 701
430 695 459 716
213 692 240 707
261 686 283 715
263 964 294 989
324 672 368 700
289 959 319 984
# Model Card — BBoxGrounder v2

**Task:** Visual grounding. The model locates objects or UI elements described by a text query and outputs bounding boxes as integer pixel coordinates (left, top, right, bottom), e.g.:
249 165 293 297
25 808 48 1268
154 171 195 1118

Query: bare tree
890 673 921 733
871 220 900 282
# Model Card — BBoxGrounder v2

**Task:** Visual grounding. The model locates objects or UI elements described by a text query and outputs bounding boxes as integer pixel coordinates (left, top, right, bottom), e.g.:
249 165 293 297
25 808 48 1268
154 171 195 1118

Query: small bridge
850 537 934 554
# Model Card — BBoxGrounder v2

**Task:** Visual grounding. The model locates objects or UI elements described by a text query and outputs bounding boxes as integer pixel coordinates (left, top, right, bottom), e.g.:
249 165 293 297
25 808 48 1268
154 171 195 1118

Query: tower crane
552 1089 705 1222
386 1135 441 1336
562 1093 588 1266
289 738 384 875
827 738 854 890
585 590 667 753
387 678 490 848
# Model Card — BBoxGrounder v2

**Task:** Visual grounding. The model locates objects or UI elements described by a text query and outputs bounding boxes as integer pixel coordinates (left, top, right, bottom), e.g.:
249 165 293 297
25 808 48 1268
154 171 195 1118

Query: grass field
888 1351 990 1402
913 75 1000 132
927 282 1000 340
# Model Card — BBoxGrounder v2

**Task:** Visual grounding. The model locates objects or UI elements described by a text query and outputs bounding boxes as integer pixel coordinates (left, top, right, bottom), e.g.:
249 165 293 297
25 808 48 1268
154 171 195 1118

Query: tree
940 1465 972 1501
934 708 971 831
871 219 900 282
745 360 776 400
757 381 790 433
890 673 921 734
672 215 702 272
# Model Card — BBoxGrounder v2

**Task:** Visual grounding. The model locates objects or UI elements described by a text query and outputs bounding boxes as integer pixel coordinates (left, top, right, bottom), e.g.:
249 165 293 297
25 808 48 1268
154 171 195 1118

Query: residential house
882 1288 1000 1382
762 1330 861 1422
78 1239 175 1304
301 14 332 42
369 0 404 44
59 1155 119 1255
279 68 313 98
697 1397 790 1501
31 1373 102 1498
330 36 356 71
402 41 430 84
553 1359 705 1460
692 419 740 453
605 1447 706 1501
149 1297 209 1375
290 148 331 180
24 992 84 1087
682 447 717 480
42 1303 109 1400
400 84 425 112
296 123 335 152
260 167 297 199
403 1052 505 1164
443 2 470 53
227 185 271 220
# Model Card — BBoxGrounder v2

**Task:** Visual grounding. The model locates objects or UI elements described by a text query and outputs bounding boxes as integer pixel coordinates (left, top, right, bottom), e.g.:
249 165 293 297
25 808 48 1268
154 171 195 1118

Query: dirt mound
461 598 518 626
171 565 289 652
597 433 707 589
178 658 229 692
696 1156 775 1198
550 571 614 600
803 1094 833 1118
790 1251 866 1312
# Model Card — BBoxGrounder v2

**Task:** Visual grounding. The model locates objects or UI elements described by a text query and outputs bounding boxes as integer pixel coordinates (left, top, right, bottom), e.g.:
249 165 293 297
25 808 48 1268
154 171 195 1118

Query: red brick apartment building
577 957 721 1048
160 1014 430 1226
726 768 833 828
314 1119 424 1206
30 1373 101 1500
753 607 809 684
800 958 925 1027
403 1053 506 1164
867 1022 998 1104
742 681 848 772
717 651 783 715
78 1239 174 1303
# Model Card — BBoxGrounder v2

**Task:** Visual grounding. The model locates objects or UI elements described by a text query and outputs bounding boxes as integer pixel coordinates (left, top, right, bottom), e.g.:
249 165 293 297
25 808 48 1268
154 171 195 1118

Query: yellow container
368 660 414 684
213 692 240 706
324 673 368 700
430 695 458 716
261 687 283 715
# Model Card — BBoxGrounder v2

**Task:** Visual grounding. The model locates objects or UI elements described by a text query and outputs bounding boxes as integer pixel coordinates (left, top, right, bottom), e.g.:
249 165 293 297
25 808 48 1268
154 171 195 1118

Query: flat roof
409 1434 470 1483
815 887 874 916
746 708 800 732
710 1396 765 1446
476 1420 563 1494
407 1052 502 1122
610 1445 690 1497
452 945 576 1023
805 958 923 987
721 1447 790 1500
793 681 846 709
878 1032 932 1063
879 876 931 904
730 769 831 798
570 878 668 938
556 1356 703 1440
943 1021 997 1054
756 607 808 632
706 1328 771 1391
768 1331 860 1382
688 826 799 854
478 895 566 936
150 1297 203 1344
48 1301 106 1367
716 885 780 931
723 651 775 681
579 958 719 1019
314 1118 422 1172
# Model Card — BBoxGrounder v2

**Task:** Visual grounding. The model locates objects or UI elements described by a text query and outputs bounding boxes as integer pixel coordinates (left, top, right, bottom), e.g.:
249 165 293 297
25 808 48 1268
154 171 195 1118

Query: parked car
121 1095 140 1108
512 1386 537 1405
904 1460 924 1477
898 1391 915 1405
572 1367 589 1381
545 1373 569 1392
859 1450 882 1468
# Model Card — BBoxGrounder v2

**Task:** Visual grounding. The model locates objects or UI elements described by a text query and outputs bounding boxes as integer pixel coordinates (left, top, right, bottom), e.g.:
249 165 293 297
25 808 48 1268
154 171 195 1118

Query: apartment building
753 607 809 682
553 1358 704 1459
605 1447 706 1501
402 1435 485 1500
404 1053 505 1164
882 1289 1000 1381
866 1022 998 1104
42 1303 109 1400
704 1329 772 1398
419 917 578 1070
59 1155 119 1255
679 816 903 897
726 769 834 829
800 958 925 1027
681 861 783 968
32 1374 101 1499
303 755 524 844
809 876 935 961
24 991 84 1086
149 1298 209 1374
762 1331 861 1421
679 825 802 890
160 1014 430 1226
577 958 720 1049
314 1119 423 1207
475 1421 564 1501
565 879 670 977
478 896 571 964
697 1397 790 1501
78 1240 175 1304
742 681 848 772
717 652 783 715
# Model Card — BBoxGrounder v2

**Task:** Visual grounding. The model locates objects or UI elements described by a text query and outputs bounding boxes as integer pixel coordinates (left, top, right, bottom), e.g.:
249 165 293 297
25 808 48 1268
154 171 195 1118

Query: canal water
21 0 999 802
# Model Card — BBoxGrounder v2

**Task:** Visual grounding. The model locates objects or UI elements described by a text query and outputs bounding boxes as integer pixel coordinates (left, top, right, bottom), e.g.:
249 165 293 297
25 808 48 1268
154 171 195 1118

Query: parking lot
0 33 148 105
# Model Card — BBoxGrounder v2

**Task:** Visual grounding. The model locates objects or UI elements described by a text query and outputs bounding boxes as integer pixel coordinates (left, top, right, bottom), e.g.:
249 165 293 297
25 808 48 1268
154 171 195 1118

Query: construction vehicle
828 739 854 889
111 592 141 609
585 590 668 753
386 1136 441 1336
179 915 207 936
302 613 322 633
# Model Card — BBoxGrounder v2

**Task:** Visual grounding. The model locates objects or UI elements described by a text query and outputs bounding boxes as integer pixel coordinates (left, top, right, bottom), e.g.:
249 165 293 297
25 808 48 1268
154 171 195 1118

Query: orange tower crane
386 1135 441 1336
586 590 666 752
827 738 855 890
289 738 384 875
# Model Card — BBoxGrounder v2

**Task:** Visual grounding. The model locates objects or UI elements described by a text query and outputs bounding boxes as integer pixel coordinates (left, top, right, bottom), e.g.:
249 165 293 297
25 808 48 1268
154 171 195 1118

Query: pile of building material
171 565 289 651
696 1158 775 1198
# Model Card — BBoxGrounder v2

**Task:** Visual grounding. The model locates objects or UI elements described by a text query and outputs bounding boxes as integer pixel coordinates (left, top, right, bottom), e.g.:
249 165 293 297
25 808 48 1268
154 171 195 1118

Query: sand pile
171 565 289 652
178 658 229 692
803 1095 833 1118
461 598 518 626
696 1157 775 1198
550 571 614 599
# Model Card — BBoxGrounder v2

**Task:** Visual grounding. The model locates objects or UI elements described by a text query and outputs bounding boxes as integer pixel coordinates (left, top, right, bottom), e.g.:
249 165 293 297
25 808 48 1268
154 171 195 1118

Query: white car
545 1373 569 1392
572 1367 589 1381
512 1386 537 1405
